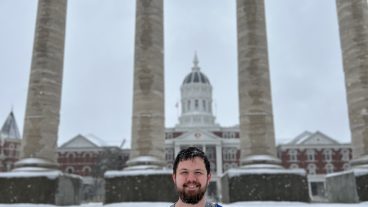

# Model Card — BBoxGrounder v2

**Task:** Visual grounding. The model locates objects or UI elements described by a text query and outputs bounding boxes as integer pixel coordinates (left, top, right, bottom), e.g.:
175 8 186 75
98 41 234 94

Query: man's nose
186 172 196 181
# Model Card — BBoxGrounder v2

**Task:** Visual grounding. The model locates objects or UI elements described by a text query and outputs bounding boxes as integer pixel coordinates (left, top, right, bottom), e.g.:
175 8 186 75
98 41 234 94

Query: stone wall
0 174 81 205
222 171 309 203
105 172 177 203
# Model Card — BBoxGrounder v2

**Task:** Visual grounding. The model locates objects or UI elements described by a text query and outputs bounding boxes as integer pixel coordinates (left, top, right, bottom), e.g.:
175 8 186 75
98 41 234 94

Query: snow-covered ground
1 202 367 207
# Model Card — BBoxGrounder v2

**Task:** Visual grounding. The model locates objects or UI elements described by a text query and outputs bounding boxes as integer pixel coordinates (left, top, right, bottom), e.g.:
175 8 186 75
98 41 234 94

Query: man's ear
207 173 211 183
172 173 176 183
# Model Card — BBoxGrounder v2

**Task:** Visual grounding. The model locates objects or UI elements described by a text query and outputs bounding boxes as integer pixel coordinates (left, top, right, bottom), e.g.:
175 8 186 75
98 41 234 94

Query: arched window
308 164 317 175
82 166 91 176
231 163 238 168
187 100 191 110
66 166 74 174
195 99 199 109
202 100 206 111
343 163 350 171
325 163 334 174
290 163 299 169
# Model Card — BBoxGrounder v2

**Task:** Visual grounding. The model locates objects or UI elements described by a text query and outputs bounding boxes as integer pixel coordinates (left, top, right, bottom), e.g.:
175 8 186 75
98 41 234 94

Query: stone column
336 0 368 168
127 0 165 169
16 0 68 170
237 0 280 167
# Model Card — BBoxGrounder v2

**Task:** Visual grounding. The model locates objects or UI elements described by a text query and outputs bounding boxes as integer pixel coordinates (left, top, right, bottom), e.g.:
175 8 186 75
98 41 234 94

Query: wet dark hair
173 147 211 175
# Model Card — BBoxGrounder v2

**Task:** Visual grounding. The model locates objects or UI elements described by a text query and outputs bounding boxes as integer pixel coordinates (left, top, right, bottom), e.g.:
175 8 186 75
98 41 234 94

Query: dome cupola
176 52 219 129
182 53 210 85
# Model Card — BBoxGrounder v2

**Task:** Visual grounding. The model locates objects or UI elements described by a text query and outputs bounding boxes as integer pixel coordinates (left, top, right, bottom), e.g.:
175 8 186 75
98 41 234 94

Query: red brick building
277 131 352 201
57 134 129 177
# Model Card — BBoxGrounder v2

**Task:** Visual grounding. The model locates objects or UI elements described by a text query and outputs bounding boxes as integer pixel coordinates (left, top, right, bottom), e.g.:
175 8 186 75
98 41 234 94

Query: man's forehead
177 157 206 169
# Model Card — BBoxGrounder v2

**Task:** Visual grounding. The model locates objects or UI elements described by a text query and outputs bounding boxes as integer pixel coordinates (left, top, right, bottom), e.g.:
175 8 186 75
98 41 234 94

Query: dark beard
177 182 207 204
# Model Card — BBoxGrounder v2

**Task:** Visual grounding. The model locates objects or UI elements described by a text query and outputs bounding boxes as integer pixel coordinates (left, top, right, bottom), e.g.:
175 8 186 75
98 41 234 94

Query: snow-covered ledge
105 168 172 178
240 154 283 168
224 167 306 178
124 155 166 170
13 157 59 171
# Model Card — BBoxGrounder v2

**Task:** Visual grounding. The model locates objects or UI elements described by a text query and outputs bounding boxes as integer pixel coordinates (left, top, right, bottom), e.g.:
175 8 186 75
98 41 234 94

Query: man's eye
195 172 203 175
180 171 188 175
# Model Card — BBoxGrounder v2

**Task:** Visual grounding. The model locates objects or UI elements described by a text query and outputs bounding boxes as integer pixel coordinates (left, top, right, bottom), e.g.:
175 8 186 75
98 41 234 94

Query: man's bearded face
173 157 211 204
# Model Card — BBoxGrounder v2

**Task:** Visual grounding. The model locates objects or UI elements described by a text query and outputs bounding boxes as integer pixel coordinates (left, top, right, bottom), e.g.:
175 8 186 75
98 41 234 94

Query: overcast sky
0 0 351 147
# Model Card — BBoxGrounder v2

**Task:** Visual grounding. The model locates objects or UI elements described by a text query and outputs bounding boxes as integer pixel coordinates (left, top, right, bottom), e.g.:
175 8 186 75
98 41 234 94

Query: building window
343 163 350 171
223 148 237 161
165 148 174 161
290 164 299 169
82 166 91 176
66 167 74 174
84 153 90 162
324 149 332 162
195 100 199 109
68 153 74 162
210 162 216 173
325 163 334 174
187 100 191 110
202 100 206 111
308 164 317 175
8 144 15 150
206 147 215 160
289 149 298 162
6 162 12 171
223 163 230 171
341 149 350 161
307 149 315 161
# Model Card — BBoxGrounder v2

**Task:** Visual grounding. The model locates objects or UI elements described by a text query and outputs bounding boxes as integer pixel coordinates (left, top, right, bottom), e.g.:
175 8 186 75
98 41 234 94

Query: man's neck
175 198 207 207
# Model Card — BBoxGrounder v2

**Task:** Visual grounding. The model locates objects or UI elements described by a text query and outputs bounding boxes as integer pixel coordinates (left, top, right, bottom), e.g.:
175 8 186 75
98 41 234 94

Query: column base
325 168 368 203
240 155 282 167
13 157 59 171
221 168 309 203
104 168 177 204
125 155 166 170
0 170 81 205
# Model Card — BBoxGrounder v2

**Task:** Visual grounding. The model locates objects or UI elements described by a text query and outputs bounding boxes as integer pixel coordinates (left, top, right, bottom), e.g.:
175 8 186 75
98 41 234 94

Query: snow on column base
240 154 282 168
13 157 59 171
350 155 368 169
124 155 166 170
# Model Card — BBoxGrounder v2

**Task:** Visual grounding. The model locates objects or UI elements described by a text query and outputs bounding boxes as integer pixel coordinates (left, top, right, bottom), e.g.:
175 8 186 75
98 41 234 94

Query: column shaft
336 0 368 166
129 0 165 167
20 0 67 166
237 0 278 165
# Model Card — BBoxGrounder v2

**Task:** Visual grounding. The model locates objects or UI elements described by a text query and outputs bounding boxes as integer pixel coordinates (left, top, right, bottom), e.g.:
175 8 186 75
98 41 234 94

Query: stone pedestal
0 170 81 205
104 169 176 204
221 168 309 203
326 168 368 203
